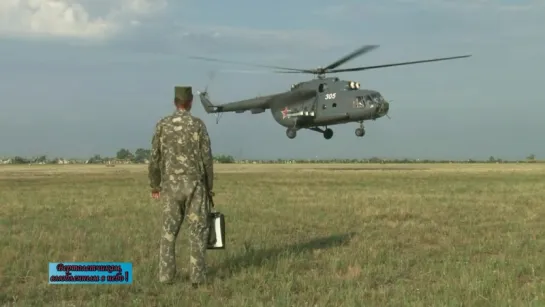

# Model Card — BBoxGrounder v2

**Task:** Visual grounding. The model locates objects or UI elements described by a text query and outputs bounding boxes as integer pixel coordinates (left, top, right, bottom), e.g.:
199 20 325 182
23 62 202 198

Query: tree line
0 150 541 165
0 149 237 164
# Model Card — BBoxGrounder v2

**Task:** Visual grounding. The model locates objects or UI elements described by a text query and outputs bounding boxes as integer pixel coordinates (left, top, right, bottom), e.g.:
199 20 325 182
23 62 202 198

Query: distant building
106 159 132 164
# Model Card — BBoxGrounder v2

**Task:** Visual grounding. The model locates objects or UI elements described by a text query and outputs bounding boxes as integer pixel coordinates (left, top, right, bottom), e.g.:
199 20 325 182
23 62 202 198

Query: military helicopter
191 45 470 140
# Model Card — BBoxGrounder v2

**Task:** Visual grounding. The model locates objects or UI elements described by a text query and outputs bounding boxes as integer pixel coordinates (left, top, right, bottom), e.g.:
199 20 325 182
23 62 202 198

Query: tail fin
197 91 217 114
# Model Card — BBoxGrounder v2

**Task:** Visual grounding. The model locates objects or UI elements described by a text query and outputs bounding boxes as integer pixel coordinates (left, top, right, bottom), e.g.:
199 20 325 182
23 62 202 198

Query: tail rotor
204 70 216 94
197 70 223 123
198 70 216 97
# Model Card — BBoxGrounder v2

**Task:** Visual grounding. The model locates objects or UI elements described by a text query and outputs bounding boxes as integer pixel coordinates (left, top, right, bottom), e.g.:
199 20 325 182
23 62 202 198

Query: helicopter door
318 83 328 113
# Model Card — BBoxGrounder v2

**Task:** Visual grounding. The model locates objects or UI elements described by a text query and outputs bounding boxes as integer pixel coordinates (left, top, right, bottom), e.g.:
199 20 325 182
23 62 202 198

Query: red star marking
281 107 289 119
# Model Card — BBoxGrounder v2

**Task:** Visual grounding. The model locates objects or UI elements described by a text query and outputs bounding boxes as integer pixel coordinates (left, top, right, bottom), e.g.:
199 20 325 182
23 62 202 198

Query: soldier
148 86 214 288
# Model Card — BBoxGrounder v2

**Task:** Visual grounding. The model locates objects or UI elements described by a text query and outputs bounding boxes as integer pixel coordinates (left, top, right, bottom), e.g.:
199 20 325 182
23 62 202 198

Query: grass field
2 163 545 306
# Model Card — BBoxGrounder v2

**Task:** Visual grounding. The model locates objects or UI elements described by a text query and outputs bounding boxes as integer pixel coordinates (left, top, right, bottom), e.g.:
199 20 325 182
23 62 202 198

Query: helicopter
190 45 470 140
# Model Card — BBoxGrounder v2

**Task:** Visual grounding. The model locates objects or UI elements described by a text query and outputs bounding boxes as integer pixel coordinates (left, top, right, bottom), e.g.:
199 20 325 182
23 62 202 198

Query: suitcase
207 211 225 249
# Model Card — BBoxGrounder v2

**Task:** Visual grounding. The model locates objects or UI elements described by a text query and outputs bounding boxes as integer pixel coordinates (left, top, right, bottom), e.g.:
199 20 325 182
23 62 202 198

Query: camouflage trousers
159 181 210 284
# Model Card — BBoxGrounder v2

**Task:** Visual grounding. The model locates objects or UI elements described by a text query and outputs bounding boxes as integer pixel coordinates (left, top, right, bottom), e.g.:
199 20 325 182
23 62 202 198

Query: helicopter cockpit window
353 96 365 108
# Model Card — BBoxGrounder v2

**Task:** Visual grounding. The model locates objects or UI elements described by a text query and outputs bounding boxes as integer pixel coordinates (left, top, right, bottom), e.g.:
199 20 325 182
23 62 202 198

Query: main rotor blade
272 70 309 74
323 45 379 71
188 55 313 73
328 55 471 73
216 69 281 74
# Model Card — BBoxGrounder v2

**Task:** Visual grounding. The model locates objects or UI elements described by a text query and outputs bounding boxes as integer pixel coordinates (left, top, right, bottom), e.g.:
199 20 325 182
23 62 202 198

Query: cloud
0 0 166 39
171 24 346 55
312 0 544 46
0 1 346 57
420 0 545 12
101 20 348 59
313 0 545 17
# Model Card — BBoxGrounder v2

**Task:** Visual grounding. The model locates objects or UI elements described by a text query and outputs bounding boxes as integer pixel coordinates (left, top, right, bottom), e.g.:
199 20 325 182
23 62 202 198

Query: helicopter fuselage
269 77 389 129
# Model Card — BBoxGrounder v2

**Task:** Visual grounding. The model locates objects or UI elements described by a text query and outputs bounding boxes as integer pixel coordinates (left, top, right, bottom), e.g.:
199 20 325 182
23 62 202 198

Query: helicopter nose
376 100 389 117
382 101 389 113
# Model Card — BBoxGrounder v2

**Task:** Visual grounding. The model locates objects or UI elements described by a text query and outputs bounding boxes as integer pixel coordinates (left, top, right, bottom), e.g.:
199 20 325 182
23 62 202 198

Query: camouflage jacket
148 109 213 193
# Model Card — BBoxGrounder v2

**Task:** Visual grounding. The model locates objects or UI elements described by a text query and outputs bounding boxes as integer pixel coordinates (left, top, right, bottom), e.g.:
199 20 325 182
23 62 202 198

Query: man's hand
151 191 160 199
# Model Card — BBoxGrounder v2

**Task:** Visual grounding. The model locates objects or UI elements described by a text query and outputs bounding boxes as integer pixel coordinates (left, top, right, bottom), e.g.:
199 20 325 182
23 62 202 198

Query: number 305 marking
325 93 336 100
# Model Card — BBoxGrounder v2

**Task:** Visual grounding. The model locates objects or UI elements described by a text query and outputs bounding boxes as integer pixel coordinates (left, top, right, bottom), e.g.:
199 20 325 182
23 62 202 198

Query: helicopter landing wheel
286 128 297 139
323 128 333 140
355 127 365 137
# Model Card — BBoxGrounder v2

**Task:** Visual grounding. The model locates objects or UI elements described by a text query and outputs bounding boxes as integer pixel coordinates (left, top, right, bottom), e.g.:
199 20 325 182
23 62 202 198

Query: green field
2 163 545 306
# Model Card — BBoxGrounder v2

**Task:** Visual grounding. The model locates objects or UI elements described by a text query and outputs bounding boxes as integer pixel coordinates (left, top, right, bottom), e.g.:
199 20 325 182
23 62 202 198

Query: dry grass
2 163 545 306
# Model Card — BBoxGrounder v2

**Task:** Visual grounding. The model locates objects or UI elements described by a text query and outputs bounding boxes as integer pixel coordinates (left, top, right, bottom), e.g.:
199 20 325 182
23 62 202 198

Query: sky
0 0 544 160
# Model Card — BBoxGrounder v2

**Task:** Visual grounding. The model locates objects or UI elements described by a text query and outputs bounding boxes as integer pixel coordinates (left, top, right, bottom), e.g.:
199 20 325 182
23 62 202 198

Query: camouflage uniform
148 86 214 285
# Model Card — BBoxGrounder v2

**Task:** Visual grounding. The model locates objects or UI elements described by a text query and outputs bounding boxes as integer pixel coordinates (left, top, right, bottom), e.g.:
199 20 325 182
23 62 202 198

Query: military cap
175 86 193 101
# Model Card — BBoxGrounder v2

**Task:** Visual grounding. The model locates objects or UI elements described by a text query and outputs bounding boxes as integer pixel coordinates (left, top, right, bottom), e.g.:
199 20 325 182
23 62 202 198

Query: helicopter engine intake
348 81 360 89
